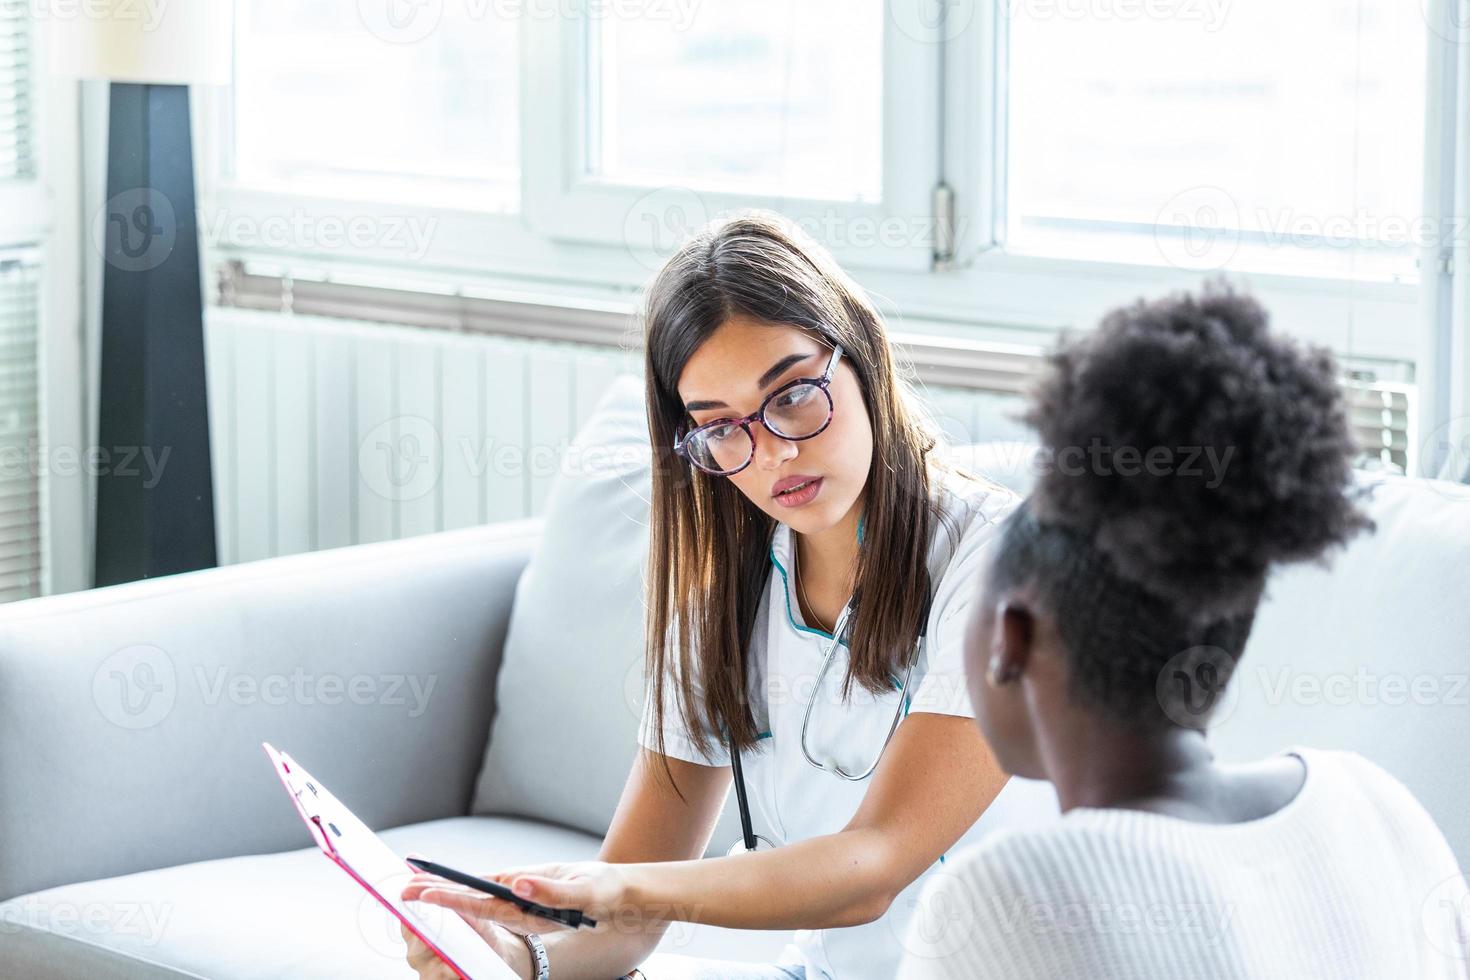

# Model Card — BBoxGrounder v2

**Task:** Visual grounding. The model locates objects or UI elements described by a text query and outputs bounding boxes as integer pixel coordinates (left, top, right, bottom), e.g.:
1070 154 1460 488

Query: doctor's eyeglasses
674 344 844 477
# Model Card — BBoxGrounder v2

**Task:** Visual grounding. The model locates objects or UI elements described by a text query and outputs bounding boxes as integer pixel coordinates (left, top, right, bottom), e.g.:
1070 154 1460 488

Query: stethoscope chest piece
726 834 779 856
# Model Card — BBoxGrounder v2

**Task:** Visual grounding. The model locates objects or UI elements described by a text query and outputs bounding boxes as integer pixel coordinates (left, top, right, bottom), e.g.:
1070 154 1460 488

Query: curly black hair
992 282 1373 725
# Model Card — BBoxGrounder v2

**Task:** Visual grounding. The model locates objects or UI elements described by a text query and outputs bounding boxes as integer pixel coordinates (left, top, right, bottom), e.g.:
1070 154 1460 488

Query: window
0 2 34 183
523 0 943 270
590 0 884 202
1005 0 1428 280
231 0 519 208
0 2 41 601
0 252 41 602
207 0 1443 375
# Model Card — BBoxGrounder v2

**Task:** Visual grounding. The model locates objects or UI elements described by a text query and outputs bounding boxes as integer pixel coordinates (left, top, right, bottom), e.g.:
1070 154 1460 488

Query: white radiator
204 309 643 565
203 307 1409 566
203 308 1031 565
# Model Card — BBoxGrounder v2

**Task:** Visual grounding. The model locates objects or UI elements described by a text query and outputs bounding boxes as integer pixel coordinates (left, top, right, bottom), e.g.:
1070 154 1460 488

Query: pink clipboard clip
262 742 519 980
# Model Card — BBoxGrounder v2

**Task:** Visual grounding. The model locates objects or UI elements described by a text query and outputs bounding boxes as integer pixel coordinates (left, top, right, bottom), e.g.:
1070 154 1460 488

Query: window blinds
0 3 33 181
0 253 41 601
0 1 41 602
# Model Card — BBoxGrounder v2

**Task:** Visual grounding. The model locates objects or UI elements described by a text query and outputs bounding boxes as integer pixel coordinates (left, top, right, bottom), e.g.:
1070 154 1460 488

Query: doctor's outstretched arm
402 713 1008 979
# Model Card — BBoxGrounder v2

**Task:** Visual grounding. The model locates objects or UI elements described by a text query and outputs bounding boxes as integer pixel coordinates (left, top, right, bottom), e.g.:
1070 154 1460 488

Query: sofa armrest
0 518 542 902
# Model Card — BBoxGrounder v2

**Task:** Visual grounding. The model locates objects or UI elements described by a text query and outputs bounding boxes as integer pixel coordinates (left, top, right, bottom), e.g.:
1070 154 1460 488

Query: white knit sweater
897 747 1469 979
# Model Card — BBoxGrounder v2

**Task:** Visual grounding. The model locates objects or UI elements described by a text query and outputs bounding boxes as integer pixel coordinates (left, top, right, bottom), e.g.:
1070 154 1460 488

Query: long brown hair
642 210 968 782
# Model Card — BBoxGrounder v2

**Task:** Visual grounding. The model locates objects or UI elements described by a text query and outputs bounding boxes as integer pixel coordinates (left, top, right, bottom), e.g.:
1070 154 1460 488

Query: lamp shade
49 0 231 85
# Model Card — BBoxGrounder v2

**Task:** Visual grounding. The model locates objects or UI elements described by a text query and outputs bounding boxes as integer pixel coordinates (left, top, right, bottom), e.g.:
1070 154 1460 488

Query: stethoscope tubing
727 582 932 853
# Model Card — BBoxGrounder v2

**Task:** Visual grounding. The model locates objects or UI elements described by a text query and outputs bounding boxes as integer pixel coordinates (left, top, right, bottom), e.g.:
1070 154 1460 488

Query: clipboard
262 742 520 980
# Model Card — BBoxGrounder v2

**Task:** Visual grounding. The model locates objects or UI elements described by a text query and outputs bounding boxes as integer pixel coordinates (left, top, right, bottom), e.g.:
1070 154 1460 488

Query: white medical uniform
637 468 1061 980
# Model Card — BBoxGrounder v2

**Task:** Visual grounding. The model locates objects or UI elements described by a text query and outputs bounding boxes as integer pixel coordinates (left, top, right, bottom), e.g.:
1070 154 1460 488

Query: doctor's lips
772 475 823 507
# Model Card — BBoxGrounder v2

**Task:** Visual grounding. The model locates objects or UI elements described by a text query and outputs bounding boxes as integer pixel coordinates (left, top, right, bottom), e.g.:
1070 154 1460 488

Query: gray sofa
0 517 788 979
2 449 1468 978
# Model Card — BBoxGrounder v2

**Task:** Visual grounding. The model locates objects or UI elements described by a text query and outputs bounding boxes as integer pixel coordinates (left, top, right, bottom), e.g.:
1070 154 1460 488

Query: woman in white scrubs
401 211 1057 980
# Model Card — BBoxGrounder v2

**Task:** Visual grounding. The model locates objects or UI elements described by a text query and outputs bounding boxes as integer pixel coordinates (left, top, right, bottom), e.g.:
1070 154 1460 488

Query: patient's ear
989 599 1034 687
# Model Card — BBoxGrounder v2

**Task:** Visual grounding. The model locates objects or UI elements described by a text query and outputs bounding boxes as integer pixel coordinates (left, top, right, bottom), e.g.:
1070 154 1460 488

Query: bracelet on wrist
520 932 549 980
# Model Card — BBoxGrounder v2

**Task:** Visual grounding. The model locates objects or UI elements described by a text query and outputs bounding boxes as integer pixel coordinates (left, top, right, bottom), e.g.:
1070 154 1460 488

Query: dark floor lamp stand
94 82 217 586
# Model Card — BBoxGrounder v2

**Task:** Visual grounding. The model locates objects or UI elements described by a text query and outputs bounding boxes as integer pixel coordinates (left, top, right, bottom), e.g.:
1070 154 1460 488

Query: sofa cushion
469 377 668 833
942 451 1470 866
0 815 792 980
0 519 538 904
1212 474 1470 867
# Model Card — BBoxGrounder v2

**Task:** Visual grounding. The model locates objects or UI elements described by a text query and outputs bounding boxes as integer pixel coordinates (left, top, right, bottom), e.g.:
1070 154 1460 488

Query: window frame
2 15 88 597
519 2 952 273
199 0 1449 404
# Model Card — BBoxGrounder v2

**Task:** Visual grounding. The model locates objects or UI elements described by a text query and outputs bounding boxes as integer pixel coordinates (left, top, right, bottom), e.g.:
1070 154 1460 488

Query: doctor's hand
400 917 531 980
404 859 635 936
399 851 535 980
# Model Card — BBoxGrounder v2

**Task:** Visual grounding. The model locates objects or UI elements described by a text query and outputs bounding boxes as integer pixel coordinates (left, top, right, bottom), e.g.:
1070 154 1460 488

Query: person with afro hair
898 283 1469 979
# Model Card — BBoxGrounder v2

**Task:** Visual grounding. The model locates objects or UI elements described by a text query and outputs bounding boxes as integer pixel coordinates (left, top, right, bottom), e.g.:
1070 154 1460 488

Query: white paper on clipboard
263 742 519 980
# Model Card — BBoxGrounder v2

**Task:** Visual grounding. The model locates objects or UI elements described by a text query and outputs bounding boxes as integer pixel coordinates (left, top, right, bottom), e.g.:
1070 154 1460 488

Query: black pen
405 857 598 930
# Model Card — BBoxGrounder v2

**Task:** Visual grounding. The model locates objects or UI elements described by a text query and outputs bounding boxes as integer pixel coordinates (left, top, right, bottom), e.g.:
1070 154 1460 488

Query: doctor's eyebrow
683 352 815 412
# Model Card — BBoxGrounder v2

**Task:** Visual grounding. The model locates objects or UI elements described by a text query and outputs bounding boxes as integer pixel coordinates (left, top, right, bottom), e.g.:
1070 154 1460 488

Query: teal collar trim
769 538 847 645
720 725 774 742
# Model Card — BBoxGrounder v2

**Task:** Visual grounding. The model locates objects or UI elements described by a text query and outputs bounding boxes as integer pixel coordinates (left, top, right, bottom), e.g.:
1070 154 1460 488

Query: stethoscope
726 583 933 855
